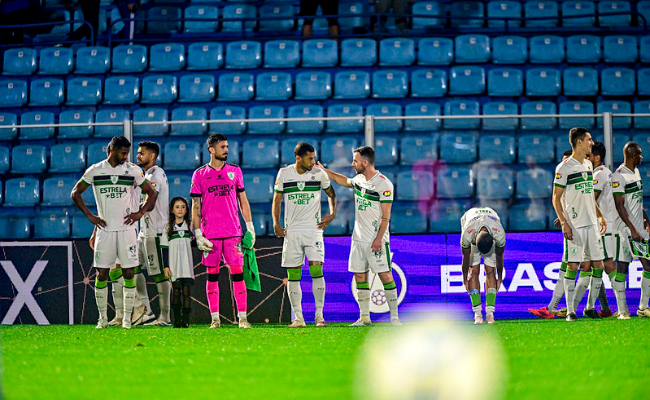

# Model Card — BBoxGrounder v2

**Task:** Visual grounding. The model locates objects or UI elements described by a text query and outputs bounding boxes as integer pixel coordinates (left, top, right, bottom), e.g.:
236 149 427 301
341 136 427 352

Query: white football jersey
612 164 644 234
163 221 194 280
349 171 393 243
460 207 506 249
593 165 615 234
553 157 598 229
138 165 169 237
274 165 331 231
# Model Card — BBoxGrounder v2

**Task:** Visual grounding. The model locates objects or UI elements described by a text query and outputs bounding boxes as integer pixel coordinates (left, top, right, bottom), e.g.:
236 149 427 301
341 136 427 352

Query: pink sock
206 267 219 314
231 265 247 313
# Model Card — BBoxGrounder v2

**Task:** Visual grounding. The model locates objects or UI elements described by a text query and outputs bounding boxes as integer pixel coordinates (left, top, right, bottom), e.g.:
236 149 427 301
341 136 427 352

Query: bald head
623 142 643 167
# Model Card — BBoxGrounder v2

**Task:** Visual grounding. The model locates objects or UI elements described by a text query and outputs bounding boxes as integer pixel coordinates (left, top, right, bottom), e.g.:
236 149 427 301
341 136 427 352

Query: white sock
640 274 650 310
156 280 171 320
357 288 370 318
385 288 398 320
548 269 566 311
112 277 124 318
573 274 590 312
95 285 108 320
564 275 577 314
211 312 220 322
288 280 303 321
135 273 152 314
238 311 247 320
613 278 629 314
586 274 603 310
312 276 325 318
123 286 137 321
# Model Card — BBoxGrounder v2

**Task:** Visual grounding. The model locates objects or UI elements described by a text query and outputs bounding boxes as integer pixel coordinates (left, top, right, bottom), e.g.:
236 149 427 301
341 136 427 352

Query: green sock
356 281 370 290
643 270 650 279
592 268 604 278
95 278 108 289
486 290 496 307
469 289 481 307
608 271 616 280
383 281 397 290
123 277 136 288
560 262 568 272
579 270 592 278
565 269 578 280
615 272 626 282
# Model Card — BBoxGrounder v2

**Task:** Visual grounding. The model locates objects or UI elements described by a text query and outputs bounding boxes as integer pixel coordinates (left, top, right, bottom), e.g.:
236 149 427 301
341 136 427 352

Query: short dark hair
476 231 494 254
563 149 573 157
354 146 375 165
138 141 160 157
207 133 228 148
569 127 590 148
294 142 315 157
108 135 131 152
591 141 606 161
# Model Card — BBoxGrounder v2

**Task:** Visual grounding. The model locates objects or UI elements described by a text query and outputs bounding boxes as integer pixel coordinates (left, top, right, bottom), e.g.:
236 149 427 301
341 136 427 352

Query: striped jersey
553 156 597 229
460 207 506 249
349 171 394 243
593 165 615 234
163 221 194 280
612 164 644 234
138 165 169 237
274 165 331 231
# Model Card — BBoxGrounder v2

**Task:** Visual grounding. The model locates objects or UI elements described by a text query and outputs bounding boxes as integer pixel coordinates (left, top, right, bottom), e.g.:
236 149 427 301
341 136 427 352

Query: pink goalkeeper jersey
190 163 245 239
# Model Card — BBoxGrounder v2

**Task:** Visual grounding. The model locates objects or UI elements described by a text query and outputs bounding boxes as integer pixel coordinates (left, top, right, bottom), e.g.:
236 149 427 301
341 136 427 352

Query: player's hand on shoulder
89 214 107 228
273 223 286 237
317 214 336 230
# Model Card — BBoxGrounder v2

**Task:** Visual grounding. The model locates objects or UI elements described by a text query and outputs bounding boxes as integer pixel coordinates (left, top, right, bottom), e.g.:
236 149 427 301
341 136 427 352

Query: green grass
1 319 649 400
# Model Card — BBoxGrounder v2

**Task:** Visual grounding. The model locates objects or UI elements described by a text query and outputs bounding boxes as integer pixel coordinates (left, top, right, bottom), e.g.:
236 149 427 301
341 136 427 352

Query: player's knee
287 268 302 281
230 265 243 275
309 263 323 279
133 265 143 274
121 268 135 280
232 272 244 282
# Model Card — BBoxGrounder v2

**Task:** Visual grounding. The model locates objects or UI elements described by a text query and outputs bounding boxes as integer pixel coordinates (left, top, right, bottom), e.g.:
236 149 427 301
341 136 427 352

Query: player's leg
636 257 650 317
118 229 142 329
93 229 116 329
171 280 182 328
144 236 172 326
203 239 223 328
306 233 326 326
223 237 250 328
133 236 153 325
95 268 110 329
108 266 124 326
467 263 482 324
598 257 615 316
484 264 497 324
348 240 371 326
613 233 631 319
121 267 137 329
581 226 605 318
182 281 192 328
283 232 306 327
372 240 400 325
574 262 592 315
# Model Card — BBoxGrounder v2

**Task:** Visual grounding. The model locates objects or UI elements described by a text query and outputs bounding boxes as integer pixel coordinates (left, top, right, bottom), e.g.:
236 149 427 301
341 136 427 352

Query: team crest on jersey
111 175 118 184
147 253 154 266
383 190 391 197
297 182 305 191
582 172 588 181
555 173 562 179
227 172 235 180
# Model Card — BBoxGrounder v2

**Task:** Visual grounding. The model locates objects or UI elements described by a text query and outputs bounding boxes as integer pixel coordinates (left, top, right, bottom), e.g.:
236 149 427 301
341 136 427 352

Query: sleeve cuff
553 183 566 188
190 192 202 197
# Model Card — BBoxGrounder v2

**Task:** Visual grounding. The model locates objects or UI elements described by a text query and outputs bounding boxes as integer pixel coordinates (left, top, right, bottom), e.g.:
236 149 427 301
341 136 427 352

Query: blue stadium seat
492 36 527 64
334 71 370 99
449 66 485 95
243 173 274 203
20 111 55 139
259 4 294 31
367 103 402 132
256 72 292 101
400 135 438 165
450 1 484 27
597 101 632 129
0 79 27 107
603 36 638 63
639 69 650 96
509 202 548 231
429 200 472 233
141 75 178 104
263 41 300 68
341 39 377 67
482 102 518 130
34 211 70 238
566 35 601 63
11 145 46 173
294 72 331 100
598 0 631 26
521 101 557 129
555 137 569 161
111 45 147 73
613 133 630 163
42 177 76 206
0 146 9 173
516 168 552 198
209 106 246 135
477 167 514 199
0 212 31 239
372 70 407 98
222 4 257 32
487 68 523 96
518 134 555 163
87 143 109 166
640 168 650 196
202 140 240 166
50 144 85 173
242 139 279 169
226 41 262 69
66 77 102 106
487 1 522 28
133 108 168 137
147 6 181 33
248 106 285 135
170 107 208 136
302 40 338 67
287 105 324 134
411 69 447 98
320 137 358 166
417 38 454 65
443 100 480 130
641 36 650 63
524 0 559 27
103 76 139 105
339 1 371 28
390 206 427 234
167 174 191 201
559 101 595 129
374 136 398 166
2 48 37 75
95 109 129 137
326 104 363 133
281 137 319 165
29 78 64 106
562 1 596 26
404 103 441 132
184 5 218 33
437 165 474 198
164 141 201 171
479 134 516 163
563 67 598 96
0 112 17 140
634 101 650 129
529 36 564 63
218 73 254 101
396 170 435 201
4 177 39 207
178 74 215 103
640 1 650 28
601 68 635 96
379 38 415 66
38 47 73 75
187 43 223 71
72 213 95 238
149 43 185 72
412 1 443 27
525 68 561 96
440 132 478 162
455 34 490 63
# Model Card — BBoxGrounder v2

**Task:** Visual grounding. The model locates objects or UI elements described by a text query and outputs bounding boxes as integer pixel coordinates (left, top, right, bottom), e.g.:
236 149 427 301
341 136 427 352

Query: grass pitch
1 318 649 400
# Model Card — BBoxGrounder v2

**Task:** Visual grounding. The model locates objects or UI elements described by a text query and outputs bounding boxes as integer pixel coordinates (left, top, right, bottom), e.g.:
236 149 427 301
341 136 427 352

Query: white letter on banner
1 260 50 325
440 264 466 293
629 260 643 289
543 262 562 291
508 263 543 292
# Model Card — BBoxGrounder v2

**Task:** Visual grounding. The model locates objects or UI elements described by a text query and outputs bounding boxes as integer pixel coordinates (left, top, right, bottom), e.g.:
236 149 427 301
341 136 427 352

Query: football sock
357 281 370 317
287 268 303 321
548 264 566 311
573 271 591 312
309 264 326 318
383 281 398 320
587 268 603 310
470 289 481 316
134 268 152 314
613 272 629 314
95 278 108 320
230 265 247 315
486 287 497 316
123 277 137 322
564 269 578 314
639 270 650 310
206 267 219 317
153 274 171 321
109 269 124 319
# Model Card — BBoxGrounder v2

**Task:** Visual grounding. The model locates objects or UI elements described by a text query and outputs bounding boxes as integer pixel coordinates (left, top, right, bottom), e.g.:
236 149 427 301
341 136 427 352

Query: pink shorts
202 237 244 267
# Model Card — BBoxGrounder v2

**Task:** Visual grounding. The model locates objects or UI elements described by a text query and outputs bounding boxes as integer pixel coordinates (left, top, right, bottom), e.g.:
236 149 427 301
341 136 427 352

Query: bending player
272 142 337 327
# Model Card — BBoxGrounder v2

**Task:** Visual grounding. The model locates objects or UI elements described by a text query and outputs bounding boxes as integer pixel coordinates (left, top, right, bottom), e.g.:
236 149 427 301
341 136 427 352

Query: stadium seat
281 137 319 165
411 69 447 98
170 107 208 136
4 177 39 207
477 167 514 199
455 34 490 63
562 0 596 26
563 67 598 96
66 77 102 106
487 1 522 28
641 168 650 196
226 41 262 69
164 141 201 171
367 103 402 132
396 170 435 201
379 38 415 66
167 174 191 201
11 145 46 173
71 213 95 238
404 103 441 132
20 111 55 140
184 5 218 33
443 100 480 130
529 36 565 63
302 40 338 67
95 109 129 137
372 136 397 166
634 101 650 129
417 38 454 65
320 137 358 166
259 4 294 31
334 71 370 99
294 72 331 100
222 4 257 32
38 47 73 75
516 168 552 198
243 173 274 204
559 101 595 129
479 134 516 163
33 211 70 238
202 140 240 166
613 133 630 163
149 43 185 72
87 143 109 166
340 39 377 67
482 102 518 130
147 6 181 33
187 43 223 71
525 68 561 97
50 144 85 173
390 206 427 234
0 212 31 239
2 48 37 75
492 36 527 64
339 1 370 28
450 1 484 27
603 36 638 62
133 108 168 137
256 72 292 101
0 113 17 140
640 1 650 27
0 79 27 107
509 202 548 231
326 104 364 133
400 134 438 165
111 45 147 73
372 70 407 98
141 75 178 104
449 66 485 95
641 37 650 63
524 0 559 27
217 73 254 101
429 200 472 233
242 139 279 169
518 134 555 163
598 0 631 26
178 74 215 103
566 35 601 63
639 69 650 96
29 78 64 106
437 165 474 198
264 41 300 68
287 105 324 134
521 101 557 129
597 101 632 129
601 68 635 96
42 177 76 206
487 68 523 97
0 146 9 173
103 76 139 105
209 106 246 135
440 132 478 163
412 1 443 27
248 106 285 135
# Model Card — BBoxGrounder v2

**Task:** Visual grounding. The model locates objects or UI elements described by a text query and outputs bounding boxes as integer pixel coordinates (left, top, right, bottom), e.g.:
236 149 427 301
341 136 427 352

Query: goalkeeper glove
194 229 213 252
246 221 256 247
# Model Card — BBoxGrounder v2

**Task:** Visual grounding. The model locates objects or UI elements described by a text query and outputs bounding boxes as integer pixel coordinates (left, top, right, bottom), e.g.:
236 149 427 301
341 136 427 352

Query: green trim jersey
274 165 331 231
138 165 169 237
593 165 615 234
612 165 644 234
163 221 194 280
81 160 147 232
349 172 394 243
460 207 506 249
553 157 597 229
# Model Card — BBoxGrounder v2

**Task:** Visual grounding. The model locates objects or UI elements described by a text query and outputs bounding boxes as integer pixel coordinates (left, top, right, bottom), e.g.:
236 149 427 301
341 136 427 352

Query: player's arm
126 180 157 225
495 245 504 291
595 201 606 235
314 161 353 188
644 209 650 234
461 246 472 293
191 196 213 252
89 226 97 250
271 191 285 237
371 202 392 252
318 185 337 230
552 185 572 240
614 194 642 241
71 179 106 228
